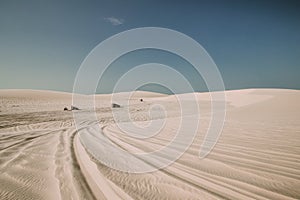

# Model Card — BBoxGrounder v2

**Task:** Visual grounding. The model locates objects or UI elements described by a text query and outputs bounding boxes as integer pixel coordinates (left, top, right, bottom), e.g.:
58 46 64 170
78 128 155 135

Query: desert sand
0 88 299 200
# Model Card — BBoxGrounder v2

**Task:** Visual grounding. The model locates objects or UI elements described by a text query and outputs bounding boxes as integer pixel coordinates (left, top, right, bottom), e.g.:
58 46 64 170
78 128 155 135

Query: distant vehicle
71 106 80 110
112 103 121 108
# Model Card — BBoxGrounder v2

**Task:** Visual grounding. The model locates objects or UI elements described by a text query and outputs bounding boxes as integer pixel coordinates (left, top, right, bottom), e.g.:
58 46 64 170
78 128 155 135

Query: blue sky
0 0 299 94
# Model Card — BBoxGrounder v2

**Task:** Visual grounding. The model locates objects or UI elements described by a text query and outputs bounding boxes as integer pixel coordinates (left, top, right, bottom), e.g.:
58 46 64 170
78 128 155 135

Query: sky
0 0 299 94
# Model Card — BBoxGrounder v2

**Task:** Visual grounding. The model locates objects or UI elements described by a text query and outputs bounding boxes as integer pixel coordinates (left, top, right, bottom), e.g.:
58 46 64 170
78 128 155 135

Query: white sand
0 88 299 199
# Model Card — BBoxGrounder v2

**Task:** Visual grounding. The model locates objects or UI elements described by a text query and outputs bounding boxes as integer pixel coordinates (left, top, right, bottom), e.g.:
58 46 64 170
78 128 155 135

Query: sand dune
0 89 299 199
